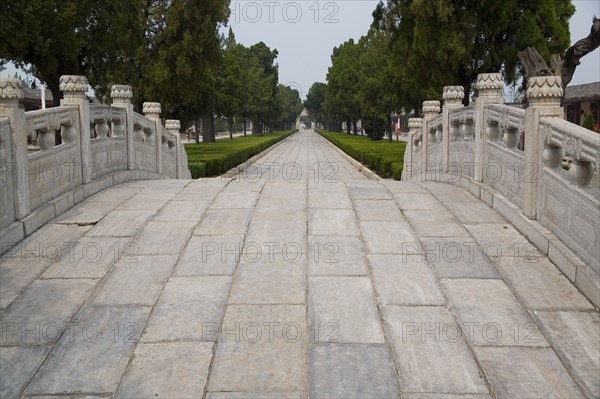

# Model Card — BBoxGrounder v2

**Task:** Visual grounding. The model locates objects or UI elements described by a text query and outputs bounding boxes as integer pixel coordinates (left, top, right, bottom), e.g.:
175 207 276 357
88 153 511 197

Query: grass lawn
316 129 406 180
185 130 296 178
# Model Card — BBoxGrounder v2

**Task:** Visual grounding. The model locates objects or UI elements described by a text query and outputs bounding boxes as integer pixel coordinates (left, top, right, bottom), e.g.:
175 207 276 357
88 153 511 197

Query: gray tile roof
564 82 600 102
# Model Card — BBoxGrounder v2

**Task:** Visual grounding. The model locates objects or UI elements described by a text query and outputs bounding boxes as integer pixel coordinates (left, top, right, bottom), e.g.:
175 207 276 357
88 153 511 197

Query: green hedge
185 130 296 178
316 129 406 180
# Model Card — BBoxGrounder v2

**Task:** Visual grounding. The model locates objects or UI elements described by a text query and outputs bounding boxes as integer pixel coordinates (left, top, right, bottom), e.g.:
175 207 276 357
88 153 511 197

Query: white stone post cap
59 75 89 93
443 86 465 100
111 85 133 103
165 119 181 131
526 76 563 106
0 78 24 101
422 101 441 115
475 73 503 90
143 102 161 116
408 118 423 130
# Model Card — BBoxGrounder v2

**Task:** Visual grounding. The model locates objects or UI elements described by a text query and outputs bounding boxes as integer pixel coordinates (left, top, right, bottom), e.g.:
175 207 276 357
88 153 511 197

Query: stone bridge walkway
1 131 598 398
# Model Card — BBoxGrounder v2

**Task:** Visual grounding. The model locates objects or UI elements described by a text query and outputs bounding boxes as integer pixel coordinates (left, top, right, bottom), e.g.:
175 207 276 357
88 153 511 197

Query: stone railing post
404 118 423 181
143 102 162 174
60 75 92 183
0 78 30 218
523 76 563 219
111 85 135 171
474 73 504 182
422 100 441 180
442 86 464 173
165 119 181 178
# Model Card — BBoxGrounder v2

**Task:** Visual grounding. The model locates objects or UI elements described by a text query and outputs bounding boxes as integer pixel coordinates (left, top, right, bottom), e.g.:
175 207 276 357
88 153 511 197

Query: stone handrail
449 106 475 141
485 104 526 150
541 117 600 172
403 72 600 307
0 75 191 254
89 104 127 139
26 106 80 150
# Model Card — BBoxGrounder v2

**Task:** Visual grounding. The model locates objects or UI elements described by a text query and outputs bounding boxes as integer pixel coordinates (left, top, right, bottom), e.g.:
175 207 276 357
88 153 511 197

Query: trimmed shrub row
316 129 406 180
185 130 296 178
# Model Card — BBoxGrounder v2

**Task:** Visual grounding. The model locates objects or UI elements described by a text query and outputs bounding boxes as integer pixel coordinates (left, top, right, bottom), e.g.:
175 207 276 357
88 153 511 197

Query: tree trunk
201 112 215 142
388 114 393 142
229 117 233 140
353 119 358 136
243 115 247 137
45 74 61 107
252 119 262 136
346 121 351 135
195 115 201 143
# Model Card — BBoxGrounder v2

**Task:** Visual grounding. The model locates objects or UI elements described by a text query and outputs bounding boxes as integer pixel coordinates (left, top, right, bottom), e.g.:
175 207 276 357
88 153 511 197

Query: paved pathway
1 131 598 398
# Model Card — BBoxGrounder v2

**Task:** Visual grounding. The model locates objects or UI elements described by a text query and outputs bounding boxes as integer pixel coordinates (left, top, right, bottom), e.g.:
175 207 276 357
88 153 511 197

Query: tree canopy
0 0 144 103
2 0 304 140
307 0 574 139
373 0 575 105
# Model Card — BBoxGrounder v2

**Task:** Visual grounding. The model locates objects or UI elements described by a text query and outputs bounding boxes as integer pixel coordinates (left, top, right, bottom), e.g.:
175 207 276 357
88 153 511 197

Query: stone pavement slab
86 209 155 237
207 304 307 392
117 191 175 210
90 255 176 306
175 235 244 276
1 279 96 345
420 237 500 279
308 209 359 236
370 254 444 305
133 221 195 255
40 237 132 279
308 343 399 398
115 342 214 398
0 256 51 309
211 190 260 209
442 279 549 346
229 258 305 304
3 130 597 398
532 310 600 398
360 221 420 254
382 305 489 395
495 256 592 310
54 200 120 225
245 220 307 250
444 200 507 224
207 392 307 399
308 235 368 276
308 190 352 209
354 199 403 221
26 305 150 395
474 346 584 398
195 209 252 236
465 223 543 259
394 192 447 210
404 208 471 238
308 276 384 343
0 346 50 398
141 276 231 342
152 199 210 221
404 395 492 399
347 181 392 200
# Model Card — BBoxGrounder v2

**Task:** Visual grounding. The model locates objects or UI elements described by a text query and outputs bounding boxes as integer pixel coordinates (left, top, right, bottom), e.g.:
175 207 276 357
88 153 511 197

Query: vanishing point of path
1 130 599 398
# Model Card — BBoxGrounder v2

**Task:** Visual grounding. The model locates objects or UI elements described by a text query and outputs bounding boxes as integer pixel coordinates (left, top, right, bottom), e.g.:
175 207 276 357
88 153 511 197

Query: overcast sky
226 0 600 99
2 0 598 99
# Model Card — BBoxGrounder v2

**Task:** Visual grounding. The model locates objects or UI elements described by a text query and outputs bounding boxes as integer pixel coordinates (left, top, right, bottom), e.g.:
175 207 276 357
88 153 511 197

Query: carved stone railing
403 72 600 307
0 75 191 253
